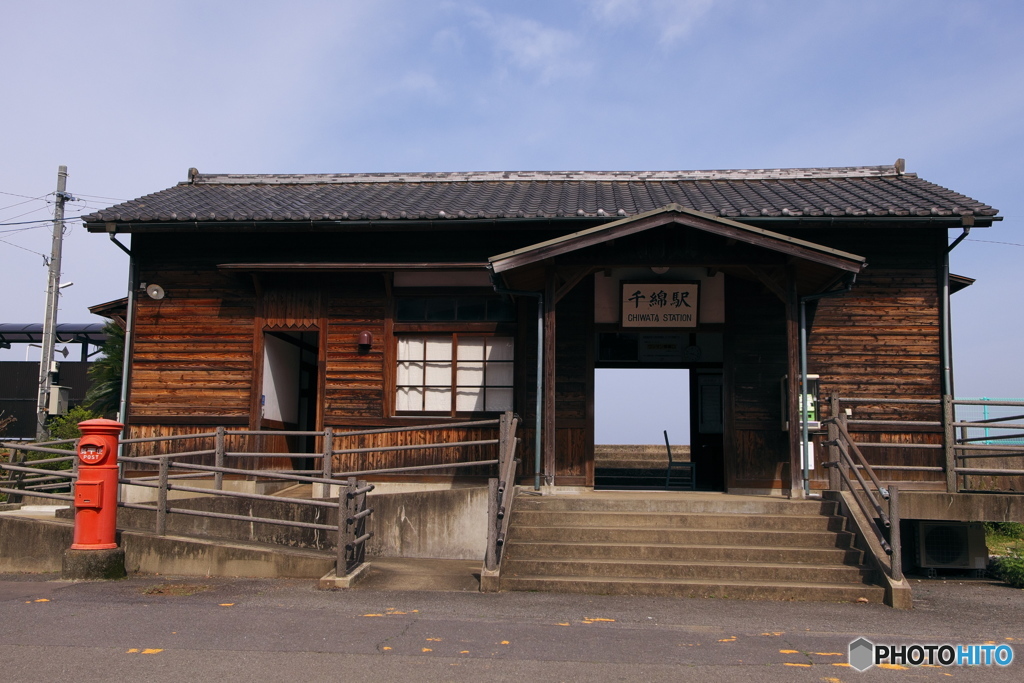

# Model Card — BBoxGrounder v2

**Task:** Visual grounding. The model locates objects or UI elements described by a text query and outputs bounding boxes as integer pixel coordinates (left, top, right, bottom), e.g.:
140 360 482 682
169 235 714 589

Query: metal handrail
485 413 520 572
831 395 1024 492
824 402 901 582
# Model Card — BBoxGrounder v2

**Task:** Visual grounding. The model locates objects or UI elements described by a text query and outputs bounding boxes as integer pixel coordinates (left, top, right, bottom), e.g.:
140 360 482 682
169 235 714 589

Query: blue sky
2 1 1022 440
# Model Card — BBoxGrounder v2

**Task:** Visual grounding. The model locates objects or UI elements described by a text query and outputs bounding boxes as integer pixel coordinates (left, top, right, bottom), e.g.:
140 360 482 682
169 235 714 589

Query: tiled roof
83 163 998 226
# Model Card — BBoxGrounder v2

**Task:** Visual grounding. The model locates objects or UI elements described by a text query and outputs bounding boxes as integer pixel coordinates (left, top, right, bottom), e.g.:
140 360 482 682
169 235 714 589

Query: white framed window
396 335 514 415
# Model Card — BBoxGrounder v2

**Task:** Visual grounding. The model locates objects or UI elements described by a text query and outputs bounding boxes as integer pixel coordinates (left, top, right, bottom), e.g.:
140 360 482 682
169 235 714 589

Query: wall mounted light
357 330 373 353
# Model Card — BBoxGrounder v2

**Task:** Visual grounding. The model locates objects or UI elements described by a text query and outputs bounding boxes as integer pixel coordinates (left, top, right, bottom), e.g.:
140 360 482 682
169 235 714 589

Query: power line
73 192 128 202
0 223 50 236
0 214 88 227
0 194 51 213
966 238 1024 248
0 236 48 260
0 190 49 200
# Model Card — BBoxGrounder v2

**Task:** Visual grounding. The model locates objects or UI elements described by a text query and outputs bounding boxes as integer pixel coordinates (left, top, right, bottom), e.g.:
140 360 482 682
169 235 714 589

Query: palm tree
83 321 124 418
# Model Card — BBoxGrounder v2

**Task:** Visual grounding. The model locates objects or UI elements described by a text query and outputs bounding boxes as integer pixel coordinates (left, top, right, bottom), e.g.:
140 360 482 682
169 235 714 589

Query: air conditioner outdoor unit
916 521 987 570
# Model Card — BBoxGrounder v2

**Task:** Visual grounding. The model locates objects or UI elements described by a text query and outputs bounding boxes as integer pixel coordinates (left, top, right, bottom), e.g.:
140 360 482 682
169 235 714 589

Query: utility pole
36 165 74 440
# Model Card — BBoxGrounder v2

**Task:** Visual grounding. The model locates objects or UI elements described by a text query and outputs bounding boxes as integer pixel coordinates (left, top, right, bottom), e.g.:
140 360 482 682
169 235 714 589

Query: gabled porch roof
488 204 867 296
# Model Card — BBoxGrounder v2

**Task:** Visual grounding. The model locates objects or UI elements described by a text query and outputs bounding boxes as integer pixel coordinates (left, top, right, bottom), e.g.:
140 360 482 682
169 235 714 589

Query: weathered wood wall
723 277 791 490
130 263 254 423
805 229 946 489
552 280 592 485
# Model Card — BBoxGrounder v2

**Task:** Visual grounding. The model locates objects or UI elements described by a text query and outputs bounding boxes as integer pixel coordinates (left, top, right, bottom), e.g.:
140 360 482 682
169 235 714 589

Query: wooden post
214 426 225 491
485 478 498 571
498 412 510 479
837 412 849 492
354 479 368 568
889 485 902 582
322 427 333 498
827 395 840 491
338 476 357 574
156 457 169 536
943 395 956 493
543 271 557 487
336 480 350 575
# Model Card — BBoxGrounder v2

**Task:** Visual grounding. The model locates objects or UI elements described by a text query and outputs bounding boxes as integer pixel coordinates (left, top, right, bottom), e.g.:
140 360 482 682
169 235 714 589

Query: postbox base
62 547 126 580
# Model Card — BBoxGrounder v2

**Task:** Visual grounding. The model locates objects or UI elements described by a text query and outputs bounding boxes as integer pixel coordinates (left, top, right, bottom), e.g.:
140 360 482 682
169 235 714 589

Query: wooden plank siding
130 268 255 422
724 276 792 490
807 265 945 488
323 274 388 422
552 280 592 485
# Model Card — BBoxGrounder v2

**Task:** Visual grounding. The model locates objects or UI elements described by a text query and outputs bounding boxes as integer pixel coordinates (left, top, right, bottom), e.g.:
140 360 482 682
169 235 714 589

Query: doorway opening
594 368 692 490
261 330 320 469
594 367 724 490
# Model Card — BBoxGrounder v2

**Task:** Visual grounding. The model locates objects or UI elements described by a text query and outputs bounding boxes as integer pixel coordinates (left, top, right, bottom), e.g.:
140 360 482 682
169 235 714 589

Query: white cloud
586 0 719 47
466 7 591 84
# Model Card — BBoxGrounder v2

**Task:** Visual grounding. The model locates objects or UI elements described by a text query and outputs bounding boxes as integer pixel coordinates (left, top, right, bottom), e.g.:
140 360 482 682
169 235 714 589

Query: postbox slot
78 437 108 465
75 481 103 508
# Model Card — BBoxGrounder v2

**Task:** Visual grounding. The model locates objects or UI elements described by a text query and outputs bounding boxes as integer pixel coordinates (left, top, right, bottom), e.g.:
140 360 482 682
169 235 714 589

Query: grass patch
142 582 213 597
985 522 1024 557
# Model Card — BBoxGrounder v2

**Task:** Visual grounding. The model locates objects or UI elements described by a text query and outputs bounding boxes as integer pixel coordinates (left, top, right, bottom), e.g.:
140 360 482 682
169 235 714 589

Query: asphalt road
1 573 1021 682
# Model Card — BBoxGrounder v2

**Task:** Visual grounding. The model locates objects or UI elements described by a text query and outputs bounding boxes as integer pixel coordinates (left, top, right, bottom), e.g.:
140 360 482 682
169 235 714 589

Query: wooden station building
83 162 999 497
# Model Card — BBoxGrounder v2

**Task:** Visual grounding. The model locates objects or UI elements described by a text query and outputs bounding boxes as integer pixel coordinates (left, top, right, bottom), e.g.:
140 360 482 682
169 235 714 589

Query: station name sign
621 282 699 329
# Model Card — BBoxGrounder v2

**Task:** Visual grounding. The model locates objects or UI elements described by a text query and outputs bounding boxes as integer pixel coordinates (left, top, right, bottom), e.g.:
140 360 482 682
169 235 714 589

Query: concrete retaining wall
108 485 488 560
0 516 72 573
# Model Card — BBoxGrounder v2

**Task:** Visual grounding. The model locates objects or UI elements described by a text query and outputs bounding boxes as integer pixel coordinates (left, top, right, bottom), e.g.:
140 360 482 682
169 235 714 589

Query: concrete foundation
0 515 335 579
62 547 127 580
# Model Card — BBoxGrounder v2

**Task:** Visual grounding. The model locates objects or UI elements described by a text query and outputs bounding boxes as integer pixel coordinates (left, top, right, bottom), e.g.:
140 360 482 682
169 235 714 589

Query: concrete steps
499 492 885 603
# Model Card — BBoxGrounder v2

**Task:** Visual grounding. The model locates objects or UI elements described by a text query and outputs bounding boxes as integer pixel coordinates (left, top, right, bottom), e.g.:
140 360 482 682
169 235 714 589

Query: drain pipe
799 274 857 496
489 271 544 491
106 230 135 444
942 218 973 397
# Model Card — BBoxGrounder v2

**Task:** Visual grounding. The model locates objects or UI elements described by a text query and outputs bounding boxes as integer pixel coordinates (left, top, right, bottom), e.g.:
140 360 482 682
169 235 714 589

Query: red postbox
71 418 124 550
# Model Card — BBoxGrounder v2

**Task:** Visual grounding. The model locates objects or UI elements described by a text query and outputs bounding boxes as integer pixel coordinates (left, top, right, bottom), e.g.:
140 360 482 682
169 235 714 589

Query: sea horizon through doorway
594 368 693 490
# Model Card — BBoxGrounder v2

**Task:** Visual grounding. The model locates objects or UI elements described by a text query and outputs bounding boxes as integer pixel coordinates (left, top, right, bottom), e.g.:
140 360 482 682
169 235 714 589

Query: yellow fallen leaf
556 622 570 626
779 649 799 654
783 663 810 667
500 641 510 645
141 649 163 655
832 663 851 667
362 614 384 617
382 647 392 651
877 663 907 670
460 650 469 654
422 648 432 653
813 652 843 656
34 599 50 603
127 649 139 654
718 637 736 642
219 603 234 607
584 617 615 622
426 638 442 642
